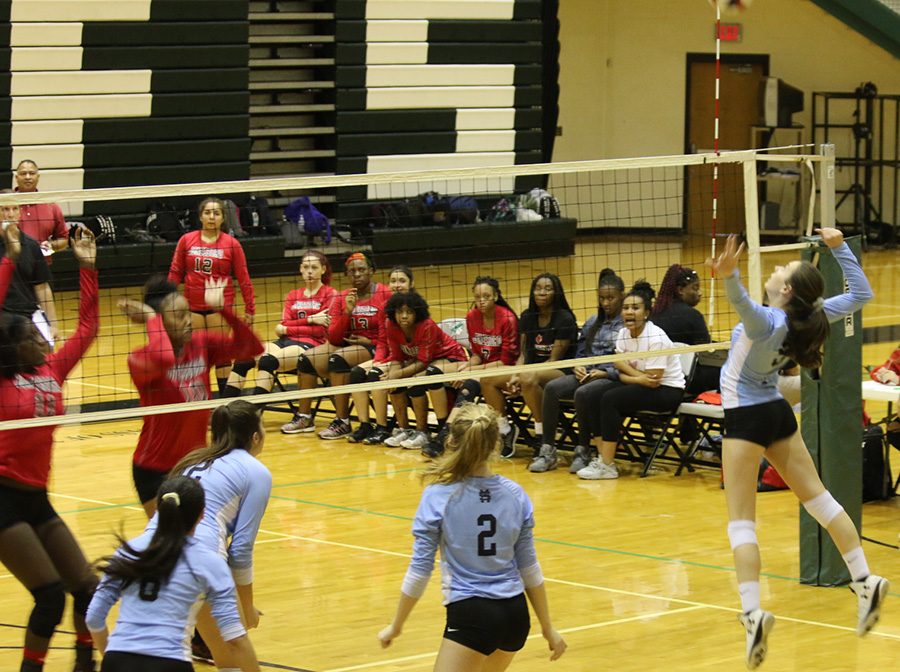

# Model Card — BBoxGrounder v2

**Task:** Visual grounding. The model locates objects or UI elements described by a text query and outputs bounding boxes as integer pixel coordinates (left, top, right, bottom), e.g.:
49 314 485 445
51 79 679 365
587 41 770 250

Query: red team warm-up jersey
327 283 392 346
0 263 99 488
465 305 520 365
168 230 256 316
280 284 337 345
385 318 467 365
128 308 263 472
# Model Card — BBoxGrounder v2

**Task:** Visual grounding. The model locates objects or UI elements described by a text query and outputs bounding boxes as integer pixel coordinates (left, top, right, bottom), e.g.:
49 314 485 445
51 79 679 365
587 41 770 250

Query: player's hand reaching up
815 227 844 249
71 227 97 269
708 234 744 278
204 277 228 311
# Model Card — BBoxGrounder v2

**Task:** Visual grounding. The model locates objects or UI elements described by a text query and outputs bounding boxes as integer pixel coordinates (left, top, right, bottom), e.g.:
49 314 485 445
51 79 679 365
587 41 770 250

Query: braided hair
652 264 699 316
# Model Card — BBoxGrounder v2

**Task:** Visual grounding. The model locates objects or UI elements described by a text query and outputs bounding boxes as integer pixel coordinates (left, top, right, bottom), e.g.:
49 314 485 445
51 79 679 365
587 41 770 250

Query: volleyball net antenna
0 147 833 431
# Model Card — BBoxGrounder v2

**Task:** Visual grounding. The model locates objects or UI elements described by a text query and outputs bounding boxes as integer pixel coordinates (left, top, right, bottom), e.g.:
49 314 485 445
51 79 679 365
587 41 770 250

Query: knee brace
327 354 351 374
28 581 66 638
424 364 444 390
230 359 255 377
727 520 758 550
349 366 368 385
296 354 318 375
407 383 428 398
802 491 844 528
366 367 384 383
257 354 280 375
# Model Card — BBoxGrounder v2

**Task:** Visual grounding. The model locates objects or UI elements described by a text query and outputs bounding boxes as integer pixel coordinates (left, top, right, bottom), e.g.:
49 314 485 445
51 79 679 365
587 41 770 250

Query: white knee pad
802 491 844 528
727 520 758 550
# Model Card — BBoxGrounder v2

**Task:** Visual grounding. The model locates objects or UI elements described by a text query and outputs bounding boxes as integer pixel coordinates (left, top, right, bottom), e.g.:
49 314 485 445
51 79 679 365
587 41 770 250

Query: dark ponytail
471 275 512 311
0 312 35 378
653 264 699 316
98 476 204 583
171 400 262 476
779 262 829 368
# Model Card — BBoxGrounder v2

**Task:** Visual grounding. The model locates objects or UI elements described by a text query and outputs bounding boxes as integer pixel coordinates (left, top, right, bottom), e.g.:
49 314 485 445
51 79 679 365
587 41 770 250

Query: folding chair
675 350 728 474
616 350 697 477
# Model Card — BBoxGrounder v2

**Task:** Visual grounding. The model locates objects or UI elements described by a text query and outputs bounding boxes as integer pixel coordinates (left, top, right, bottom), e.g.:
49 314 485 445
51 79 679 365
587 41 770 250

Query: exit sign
717 23 742 42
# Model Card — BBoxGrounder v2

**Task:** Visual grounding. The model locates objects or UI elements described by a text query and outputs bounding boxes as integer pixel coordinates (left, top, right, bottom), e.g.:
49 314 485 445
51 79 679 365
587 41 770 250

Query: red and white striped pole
708 2 722 328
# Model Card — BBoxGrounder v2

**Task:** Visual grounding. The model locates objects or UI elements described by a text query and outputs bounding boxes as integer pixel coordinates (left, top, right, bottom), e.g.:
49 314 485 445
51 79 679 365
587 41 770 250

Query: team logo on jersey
471 334 501 347
400 344 419 357
292 300 322 311
353 305 378 316
188 246 226 259
168 357 208 384
479 489 492 503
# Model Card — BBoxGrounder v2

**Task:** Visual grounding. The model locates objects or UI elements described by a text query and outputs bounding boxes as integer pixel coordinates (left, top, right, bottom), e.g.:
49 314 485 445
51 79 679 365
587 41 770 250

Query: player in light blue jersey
86 476 259 671
167 400 272 671
711 229 888 669
378 403 566 670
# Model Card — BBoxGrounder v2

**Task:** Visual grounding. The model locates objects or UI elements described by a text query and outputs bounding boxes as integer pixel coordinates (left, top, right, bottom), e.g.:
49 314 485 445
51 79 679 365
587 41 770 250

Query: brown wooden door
686 56 768 236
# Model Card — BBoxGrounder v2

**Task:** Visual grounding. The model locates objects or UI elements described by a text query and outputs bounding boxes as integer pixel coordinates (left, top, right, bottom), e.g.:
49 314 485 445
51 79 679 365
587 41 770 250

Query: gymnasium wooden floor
1 237 898 671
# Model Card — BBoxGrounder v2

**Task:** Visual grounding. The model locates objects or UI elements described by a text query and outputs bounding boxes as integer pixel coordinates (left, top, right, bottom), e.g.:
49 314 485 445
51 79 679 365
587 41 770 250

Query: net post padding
799 235 864 587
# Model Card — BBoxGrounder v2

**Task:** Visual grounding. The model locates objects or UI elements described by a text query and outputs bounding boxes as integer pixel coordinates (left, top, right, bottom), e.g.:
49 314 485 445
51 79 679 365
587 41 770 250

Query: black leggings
102 651 192 671
597 384 684 442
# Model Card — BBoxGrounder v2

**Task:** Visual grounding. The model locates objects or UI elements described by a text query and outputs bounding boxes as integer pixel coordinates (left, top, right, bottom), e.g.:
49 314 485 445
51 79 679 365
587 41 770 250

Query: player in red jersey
168 197 256 395
118 276 263 519
0 226 100 672
380 291 467 457
347 265 418 445
451 276 521 455
223 250 337 398
280 251 391 440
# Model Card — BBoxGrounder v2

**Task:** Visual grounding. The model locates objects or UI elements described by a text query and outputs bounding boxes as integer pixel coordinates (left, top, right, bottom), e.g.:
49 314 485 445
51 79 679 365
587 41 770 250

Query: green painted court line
272 493 881 588
273 468 419 489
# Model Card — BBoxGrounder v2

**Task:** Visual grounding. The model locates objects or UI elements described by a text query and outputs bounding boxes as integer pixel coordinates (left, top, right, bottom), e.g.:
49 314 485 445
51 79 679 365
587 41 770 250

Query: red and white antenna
708 1 722 328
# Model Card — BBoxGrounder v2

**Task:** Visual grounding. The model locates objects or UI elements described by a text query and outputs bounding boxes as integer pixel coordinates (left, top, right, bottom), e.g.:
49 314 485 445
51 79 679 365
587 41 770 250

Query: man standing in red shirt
14 160 69 259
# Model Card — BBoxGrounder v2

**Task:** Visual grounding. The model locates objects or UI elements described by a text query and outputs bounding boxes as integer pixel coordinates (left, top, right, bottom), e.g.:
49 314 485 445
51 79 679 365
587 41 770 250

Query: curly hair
385 290 430 324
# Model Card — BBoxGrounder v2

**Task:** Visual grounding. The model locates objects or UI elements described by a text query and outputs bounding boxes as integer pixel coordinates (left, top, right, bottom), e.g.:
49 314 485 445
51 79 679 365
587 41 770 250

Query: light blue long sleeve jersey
85 534 246 661
147 449 273 585
720 242 873 410
406 474 540 605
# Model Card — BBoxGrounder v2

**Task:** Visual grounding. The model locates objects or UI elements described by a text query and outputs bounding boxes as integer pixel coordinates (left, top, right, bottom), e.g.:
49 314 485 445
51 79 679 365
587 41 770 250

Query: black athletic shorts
190 309 216 317
101 651 192 672
132 464 168 505
443 593 530 656
273 337 314 350
724 398 798 448
0 482 59 532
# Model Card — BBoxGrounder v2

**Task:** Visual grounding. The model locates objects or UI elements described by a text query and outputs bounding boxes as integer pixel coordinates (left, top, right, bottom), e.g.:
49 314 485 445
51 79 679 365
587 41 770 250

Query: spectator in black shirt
481 272 578 458
0 198 58 345
651 264 710 346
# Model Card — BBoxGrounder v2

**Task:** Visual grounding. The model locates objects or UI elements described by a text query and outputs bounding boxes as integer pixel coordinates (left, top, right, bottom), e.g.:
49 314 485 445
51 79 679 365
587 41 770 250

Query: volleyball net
0 145 833 430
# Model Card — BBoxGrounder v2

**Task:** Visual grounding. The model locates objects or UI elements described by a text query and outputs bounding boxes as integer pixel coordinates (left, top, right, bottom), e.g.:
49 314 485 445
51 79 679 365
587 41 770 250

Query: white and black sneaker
739 608 774 669
499 423 519 459
849 574 889 636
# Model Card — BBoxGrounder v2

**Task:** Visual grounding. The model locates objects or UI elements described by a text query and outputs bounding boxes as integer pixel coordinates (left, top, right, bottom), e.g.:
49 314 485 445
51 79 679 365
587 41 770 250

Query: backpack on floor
240 195 276 236
285 197 332 243
145 201 186 243
222 199 245 237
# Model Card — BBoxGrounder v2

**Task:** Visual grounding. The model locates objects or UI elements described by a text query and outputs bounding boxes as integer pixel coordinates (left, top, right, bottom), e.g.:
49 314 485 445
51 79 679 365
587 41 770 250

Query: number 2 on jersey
477 514 497 556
